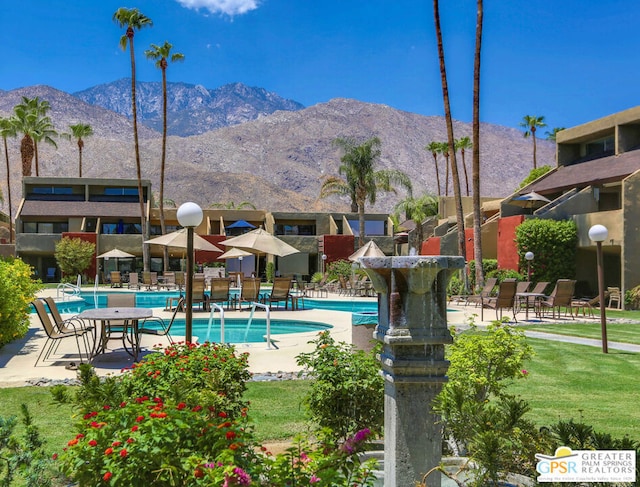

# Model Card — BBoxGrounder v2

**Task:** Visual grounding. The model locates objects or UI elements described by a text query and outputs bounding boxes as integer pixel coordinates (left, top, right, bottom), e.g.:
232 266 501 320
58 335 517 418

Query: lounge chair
537 279 576 319
110 271 122 288
467 277 498 307
138 298 183 345
209 277 234 310
127 272 140 289
32 299 92 366
481 278 518 322
238 277 261 311
266 277 293 310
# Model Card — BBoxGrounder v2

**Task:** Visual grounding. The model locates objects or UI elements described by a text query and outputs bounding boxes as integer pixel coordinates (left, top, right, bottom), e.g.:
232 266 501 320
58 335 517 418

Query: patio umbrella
348 240 386 262
509 191 551 209
217 247 253 259
144 228 222 252
97 248 135 273
226 220 256 230
220 228 299 276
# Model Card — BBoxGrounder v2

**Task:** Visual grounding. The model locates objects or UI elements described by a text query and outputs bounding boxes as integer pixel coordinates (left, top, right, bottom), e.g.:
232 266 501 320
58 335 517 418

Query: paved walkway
0 289 637 386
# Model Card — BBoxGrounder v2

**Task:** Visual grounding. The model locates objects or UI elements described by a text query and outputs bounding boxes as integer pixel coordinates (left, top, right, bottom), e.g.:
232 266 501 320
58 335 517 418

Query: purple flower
310 474 321 483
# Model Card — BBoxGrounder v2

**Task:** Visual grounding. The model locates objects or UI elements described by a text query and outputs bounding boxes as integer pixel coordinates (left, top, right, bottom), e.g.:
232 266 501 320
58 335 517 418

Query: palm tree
520 115 547 169
64 123 93 177
145 41 184 271
440 141 450 196
320 136 413 247
11 101 37 176
113 7 153 272
471 0 485 291
0 117 16 243
393 193 438 253
545 127 565 141
433 0 466 262
455 136 472 196
32 117 58 176
425 141 442 196
209 201 257 210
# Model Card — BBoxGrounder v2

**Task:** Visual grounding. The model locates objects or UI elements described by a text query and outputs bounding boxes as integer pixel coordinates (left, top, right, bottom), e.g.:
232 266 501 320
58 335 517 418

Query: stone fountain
360 255 465 487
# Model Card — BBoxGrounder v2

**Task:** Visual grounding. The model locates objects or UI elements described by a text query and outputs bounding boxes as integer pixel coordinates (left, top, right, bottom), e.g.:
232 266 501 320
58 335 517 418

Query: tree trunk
21 134 34 176
160 64 169 271
432 153 441 196
434 0 466 262
78 138 84 177
444 153 450 196
472 0 484 291
129 31 150 272
34 141 40 176
3 137 13 243
532 127 538 169
461 149 470 196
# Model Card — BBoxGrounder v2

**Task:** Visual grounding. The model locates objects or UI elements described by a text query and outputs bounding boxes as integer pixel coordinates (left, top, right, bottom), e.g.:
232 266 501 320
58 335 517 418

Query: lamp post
525 251 534 280
321 254 327 275
589 224 608 353
177 202 203 344
238 255 243 276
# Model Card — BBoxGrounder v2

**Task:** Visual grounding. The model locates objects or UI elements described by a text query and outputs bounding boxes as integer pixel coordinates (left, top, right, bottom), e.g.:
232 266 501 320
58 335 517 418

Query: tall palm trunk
20 134 34 176
78 138 84 177
128 26 150 272
34 141 40 176
3 137 12 243
434 0 466 261
444 151 450 196
460 148 470 196
431 152 441 196
357 186 366 248
532 126 538 169
472 0 484 290
160 59 169 270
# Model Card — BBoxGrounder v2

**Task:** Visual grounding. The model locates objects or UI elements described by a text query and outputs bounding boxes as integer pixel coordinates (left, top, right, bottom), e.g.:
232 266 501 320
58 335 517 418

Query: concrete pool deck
0 286 623 386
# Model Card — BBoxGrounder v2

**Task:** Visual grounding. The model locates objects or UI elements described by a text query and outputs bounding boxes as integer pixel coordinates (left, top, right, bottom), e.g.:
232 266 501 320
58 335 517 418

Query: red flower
120 402 127 408
226 431 237 440
76 433 85 439
194 468 204 478
103 405 111 410
104 447 114 455
112 441 122 447
67 439 78 447
192 405 203 412
120 449 128 458
131 425 139 432
218 411 228 418
126 437 135 444
177 402 187 410
88 440 98 447
103 472 112 482
135 416 145 423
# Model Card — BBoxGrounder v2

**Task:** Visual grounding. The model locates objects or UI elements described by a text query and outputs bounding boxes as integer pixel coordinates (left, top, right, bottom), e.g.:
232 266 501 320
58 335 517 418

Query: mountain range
0 81 556 216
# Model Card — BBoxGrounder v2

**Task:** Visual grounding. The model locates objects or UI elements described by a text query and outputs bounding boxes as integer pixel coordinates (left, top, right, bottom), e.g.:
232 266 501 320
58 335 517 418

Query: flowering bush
0 257 41 347
56 396 260 486
296 331 384 442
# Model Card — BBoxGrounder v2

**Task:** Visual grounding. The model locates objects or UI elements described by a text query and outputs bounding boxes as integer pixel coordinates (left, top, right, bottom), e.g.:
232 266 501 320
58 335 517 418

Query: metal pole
185 226 194 343
596 241 608 353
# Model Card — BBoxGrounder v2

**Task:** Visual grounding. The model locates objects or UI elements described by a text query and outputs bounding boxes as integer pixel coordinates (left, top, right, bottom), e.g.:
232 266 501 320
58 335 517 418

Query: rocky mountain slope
0 84 556 217
74 80 304 136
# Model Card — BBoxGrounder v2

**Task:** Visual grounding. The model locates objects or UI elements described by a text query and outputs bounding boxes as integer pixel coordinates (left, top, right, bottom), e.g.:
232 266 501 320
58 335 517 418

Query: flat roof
19 201 142 218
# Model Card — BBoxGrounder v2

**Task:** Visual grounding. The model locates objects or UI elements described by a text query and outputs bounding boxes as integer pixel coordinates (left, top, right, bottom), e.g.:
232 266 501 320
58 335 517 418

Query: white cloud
175 0 260 16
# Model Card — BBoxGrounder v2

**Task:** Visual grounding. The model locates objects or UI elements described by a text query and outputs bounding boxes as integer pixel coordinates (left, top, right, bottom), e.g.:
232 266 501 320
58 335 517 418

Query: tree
0 117 16 243
425 141 442 196
393 193 439 253
545 127 565 142
455 136 472 196
209 201 256 210
54 237 96 280
520 115 547 169
145 41 184 271
32 116 58 176
11 99 37 176
440 141 450 196
113 7 153 272
64 123 93 177
319 136 412 247
472 0 485 291
433 0 466 262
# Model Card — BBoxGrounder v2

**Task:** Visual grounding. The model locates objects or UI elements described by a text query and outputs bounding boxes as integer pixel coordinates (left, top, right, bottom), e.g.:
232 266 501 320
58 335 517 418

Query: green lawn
521 321 640 344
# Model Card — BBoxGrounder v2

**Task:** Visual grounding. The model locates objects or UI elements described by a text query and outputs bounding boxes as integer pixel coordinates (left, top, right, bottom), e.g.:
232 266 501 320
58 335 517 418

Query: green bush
296 331 384 442
0 258 42 347
326 259 353 282
515 219 578 284
486 268 525 283
468 259 498 291
265 261 275 283
517 165 553 190
54 237 96 280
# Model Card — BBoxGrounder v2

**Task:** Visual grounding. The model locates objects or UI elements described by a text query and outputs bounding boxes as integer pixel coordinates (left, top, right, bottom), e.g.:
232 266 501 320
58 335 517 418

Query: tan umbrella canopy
144 228 222 252
509 191 551 209
348 240 385 262
97 248 135 259
217 247 254 260
220 228 299 257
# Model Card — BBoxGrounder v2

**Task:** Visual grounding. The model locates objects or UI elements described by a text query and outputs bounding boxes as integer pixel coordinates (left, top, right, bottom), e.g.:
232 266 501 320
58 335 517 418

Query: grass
521 321 640 344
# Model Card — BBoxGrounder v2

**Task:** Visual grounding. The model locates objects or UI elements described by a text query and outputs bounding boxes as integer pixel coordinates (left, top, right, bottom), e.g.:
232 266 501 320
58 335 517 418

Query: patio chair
209 277 234 310
190 277 209 311
161 271 176 290
517 281 549 315
481 278 518 322
467 277 498 307
110 271 122 288
43 296 95 338
607 287 622 309
127 272 140 289
238 277 261 311
32 299 92 367
537 279 576 319
266 277 293 310
100 293 137 353
138 298 183 345
142 271 158 290
175 271 185 291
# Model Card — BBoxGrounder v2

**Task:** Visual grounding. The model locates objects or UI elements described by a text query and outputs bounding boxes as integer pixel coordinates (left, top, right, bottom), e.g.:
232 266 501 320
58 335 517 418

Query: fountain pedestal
360 256 465 487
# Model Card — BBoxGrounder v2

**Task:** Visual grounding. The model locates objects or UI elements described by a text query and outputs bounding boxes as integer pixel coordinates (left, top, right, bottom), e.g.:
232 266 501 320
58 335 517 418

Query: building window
347 219 386 236
23 222 69 233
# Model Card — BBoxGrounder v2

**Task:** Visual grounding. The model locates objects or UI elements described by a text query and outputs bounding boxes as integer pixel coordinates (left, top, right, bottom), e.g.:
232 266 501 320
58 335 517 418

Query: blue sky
2 0 640 131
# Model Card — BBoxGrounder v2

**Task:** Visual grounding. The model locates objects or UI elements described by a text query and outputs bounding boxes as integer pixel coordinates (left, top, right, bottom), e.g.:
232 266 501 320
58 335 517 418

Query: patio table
516 292 546 320
78 307 153 361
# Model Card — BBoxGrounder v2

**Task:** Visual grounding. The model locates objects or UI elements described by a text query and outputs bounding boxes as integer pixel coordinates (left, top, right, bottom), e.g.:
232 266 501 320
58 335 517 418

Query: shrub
54 237 95 280
517 165 553 190
0 257 42 347
468 259 498 291
326 260 353 282
296 331 384 442
515 219 578 284
265 261 275 283
486 268 525 283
